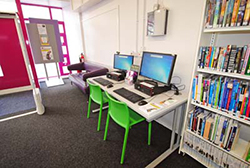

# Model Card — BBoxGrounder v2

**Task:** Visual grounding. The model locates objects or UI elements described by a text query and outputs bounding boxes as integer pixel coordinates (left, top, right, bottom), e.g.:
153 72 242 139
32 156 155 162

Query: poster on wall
41 47 54 61
37 24 49 45
0 65 3 77
37 24 47 35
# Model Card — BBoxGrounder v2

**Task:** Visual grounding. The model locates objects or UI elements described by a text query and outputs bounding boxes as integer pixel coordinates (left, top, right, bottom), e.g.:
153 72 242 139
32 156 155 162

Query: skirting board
0 85 33 96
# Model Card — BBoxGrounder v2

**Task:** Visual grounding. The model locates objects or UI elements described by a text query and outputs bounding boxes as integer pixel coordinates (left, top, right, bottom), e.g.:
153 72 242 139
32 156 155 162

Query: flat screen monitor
139 51 176 85
113 54 134 71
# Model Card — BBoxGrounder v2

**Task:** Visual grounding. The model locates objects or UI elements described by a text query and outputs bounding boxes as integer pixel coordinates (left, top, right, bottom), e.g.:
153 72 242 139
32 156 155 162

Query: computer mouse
107 84 113 88
138 100 148 106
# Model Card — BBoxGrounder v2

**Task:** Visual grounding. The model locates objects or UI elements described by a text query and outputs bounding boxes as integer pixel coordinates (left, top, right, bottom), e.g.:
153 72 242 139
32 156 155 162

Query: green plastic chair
87 80 108 131
104 91 152 164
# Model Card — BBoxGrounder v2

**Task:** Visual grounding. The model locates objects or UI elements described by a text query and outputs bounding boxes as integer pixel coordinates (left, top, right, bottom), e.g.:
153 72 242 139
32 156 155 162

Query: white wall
80 0 205 129
63 5 84 64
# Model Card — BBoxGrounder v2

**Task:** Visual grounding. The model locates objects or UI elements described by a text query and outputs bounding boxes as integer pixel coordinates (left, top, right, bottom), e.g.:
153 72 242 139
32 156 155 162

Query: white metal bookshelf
204 26 250 33
192 102 250 126
197 68 250 81
179 0 250 167
186 129 249 165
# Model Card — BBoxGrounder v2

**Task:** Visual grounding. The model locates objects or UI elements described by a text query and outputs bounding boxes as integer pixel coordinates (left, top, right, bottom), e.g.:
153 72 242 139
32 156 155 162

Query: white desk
89 75 188 167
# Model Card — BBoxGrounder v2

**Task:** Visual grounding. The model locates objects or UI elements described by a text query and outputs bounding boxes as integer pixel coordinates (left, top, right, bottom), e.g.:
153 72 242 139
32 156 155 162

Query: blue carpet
0 90 36 118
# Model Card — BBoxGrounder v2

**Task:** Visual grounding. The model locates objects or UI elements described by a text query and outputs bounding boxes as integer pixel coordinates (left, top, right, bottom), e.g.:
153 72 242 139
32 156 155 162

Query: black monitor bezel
139 51 177 86
113 54 134 71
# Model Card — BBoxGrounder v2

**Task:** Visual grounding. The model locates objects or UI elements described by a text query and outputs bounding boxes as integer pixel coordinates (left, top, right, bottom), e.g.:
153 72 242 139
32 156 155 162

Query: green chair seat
87 80 108 131
128 109 145 126
102 92 109 103
104 91 152 164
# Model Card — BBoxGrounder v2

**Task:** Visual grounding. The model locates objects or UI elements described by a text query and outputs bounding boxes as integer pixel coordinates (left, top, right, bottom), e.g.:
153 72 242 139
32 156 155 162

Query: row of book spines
192 75 250 117
183 132 249 168
198 45 250 75
188 109 239 151
206 0 250 28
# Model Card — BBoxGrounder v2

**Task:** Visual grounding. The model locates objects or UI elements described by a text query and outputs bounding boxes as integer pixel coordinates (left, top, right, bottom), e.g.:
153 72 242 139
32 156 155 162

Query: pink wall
0 18 30 90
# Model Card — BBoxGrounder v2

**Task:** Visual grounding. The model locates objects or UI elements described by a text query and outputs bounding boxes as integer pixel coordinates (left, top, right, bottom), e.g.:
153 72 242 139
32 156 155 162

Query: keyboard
93 77 113 86
114 88 145 103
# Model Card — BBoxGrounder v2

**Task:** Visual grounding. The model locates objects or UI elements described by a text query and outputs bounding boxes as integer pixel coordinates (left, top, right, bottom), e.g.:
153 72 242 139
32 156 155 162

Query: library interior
1 0 250 167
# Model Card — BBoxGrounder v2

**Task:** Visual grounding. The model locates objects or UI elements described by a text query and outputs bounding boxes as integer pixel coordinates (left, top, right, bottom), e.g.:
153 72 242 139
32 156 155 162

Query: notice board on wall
26 23 61 64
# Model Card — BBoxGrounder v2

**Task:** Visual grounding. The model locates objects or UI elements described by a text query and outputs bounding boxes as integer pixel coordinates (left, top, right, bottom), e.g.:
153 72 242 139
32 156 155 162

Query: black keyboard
93 77 113 86
114 88 145 103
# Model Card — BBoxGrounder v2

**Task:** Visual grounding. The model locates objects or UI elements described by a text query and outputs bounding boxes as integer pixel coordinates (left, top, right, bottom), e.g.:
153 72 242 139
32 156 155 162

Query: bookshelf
204 26 250 33
179 0 250 167
197 68 250 80
192 102 250 126
186 129 249 165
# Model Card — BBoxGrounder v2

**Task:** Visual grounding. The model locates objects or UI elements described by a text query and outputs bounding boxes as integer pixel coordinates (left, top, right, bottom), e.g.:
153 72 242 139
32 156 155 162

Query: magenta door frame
15 0 40 88
20 2 71 77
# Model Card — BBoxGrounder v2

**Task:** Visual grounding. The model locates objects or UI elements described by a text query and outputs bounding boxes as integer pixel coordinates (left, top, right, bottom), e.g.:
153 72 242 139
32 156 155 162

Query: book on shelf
213 0 222 28
231 0 241 26
243 0 250 25
206 0 217 28
205 0 250 28
198 44 250 75
183 132 250 167
192 74 250 118
237 0 247 26
226 0 236 27
188 107 241 151
219 0 228 27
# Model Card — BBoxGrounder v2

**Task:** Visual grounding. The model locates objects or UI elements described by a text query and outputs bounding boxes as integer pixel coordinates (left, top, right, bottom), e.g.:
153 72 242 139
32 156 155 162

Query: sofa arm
67 62 85 71
82 68 109 81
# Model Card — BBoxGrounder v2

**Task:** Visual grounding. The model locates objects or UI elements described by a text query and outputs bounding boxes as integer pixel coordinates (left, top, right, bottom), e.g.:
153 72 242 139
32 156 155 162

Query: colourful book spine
223 83 230 110
234 47 243 73
219 0 229 27
234 85 241 112
245 50 250 75
223 45 232 72
241 45 250 75
214 0 222 28
237 0 247 26
223 0 231 26
219 78 226 109
209 47 215 68
243 0 250 25
230 80 240 111
245 95 250 117
195 76 198 100
226 0 236 27
239 45 248 73
205 47 212 67
215 77 222 108
198 47 203 68
192 78 196 100
243 88 249 115
231 0 241 26
240 86 248 115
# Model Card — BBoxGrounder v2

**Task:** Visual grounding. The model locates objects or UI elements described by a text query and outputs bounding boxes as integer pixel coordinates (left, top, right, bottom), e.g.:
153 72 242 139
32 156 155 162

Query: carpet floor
0 79 204 168
0 90 36 118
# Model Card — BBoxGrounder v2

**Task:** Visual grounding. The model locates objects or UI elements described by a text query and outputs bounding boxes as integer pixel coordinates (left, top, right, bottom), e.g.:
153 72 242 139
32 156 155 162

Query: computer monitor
113 54 134 71
139 51 176 85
